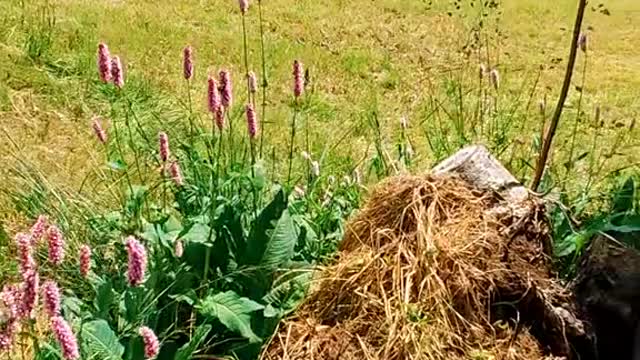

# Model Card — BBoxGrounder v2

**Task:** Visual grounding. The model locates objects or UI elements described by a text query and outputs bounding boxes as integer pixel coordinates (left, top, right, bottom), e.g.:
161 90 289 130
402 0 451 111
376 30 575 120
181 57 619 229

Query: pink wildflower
139 326 160 359
245 104 258 139
46 225 65 266
42 280 61 317
92 117 108 144
219 70 233 109
293 60 304 98
207 75 221 113
111 56 124 89
174 240 184 258
158 132 170 162
97 42 112 83
20 270 39 319
125 236 147 287
169 162 184 187
51 316 80 360
15 233 35 277
239 0 249 14
79 245 91 278
183 46 194 80
30 214 48 245
0 327 16 352
247 71 257 94
1 285 19 321
215 107 225 131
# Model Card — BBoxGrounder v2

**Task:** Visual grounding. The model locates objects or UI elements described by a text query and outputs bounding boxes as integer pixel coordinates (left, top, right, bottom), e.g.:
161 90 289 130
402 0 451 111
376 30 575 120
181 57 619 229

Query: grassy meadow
0 0 639 358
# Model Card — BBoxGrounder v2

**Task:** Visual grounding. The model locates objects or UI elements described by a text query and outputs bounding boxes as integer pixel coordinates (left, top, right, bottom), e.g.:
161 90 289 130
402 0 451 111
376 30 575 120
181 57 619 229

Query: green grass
0 0 636 232
0 0 639 358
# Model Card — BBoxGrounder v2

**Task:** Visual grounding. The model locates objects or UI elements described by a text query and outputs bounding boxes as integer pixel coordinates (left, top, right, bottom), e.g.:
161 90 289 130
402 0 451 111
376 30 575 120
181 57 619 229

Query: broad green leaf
245 190 298 270
81 320 124 360
174 324 212 360
95 280 115 320
244 189 288 266
180 222 212 245
612 177 636 213
197 291 264 343
169 289 198 306
262 270 313 315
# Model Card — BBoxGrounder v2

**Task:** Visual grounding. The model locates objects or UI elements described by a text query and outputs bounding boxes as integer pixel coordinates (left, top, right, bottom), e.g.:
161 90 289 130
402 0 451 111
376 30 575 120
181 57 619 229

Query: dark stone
574 235 640 360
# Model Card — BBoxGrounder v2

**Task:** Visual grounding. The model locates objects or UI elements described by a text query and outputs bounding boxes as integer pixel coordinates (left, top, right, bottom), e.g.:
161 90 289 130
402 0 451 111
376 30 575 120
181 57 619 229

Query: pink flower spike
293 60 304 98
111 55 125 89
30 214 48 244
245 104 258 139
20 270 39 319
239 0 249 14
15 233 35 277
183 46 194 80
79 245 91 278
1 285 19 320
158 132 170 162
51 316 80 360
207 75 221 113
92 116 108 144
42 280 61 317
219 69 233 109
215 107 225 131
46 225 65 266
97 42 112 83
139 326 160 359
247 71 257 94
169 161 184 187
125 236 147 287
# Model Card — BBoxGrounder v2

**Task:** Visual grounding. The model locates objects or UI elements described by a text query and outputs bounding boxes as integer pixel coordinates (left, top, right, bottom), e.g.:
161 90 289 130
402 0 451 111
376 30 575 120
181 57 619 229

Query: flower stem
257 0 268 158
287 100 299 185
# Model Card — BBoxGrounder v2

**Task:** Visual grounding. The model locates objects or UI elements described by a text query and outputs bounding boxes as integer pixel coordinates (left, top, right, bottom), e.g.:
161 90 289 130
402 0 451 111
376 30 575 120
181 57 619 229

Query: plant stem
111 103 134 198
563 51 588 192
531 0 587 191
257 0 268 158
287 100 299 185
241 14 251 101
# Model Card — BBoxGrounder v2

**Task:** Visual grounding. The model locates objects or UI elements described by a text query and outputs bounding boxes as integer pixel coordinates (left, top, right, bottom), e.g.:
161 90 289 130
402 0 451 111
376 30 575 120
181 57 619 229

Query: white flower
311 161 320 178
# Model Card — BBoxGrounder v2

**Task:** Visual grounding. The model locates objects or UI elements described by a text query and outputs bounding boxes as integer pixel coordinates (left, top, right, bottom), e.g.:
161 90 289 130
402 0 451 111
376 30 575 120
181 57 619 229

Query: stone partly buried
437 145 640 360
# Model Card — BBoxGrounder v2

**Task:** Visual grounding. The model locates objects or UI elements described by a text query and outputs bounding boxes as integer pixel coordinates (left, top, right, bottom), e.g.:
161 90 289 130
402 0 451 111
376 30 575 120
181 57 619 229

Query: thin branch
530 0 587 191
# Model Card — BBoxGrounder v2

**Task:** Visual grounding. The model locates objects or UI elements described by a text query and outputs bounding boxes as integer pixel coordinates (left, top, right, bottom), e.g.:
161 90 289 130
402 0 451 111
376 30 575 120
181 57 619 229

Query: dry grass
264 175 570 360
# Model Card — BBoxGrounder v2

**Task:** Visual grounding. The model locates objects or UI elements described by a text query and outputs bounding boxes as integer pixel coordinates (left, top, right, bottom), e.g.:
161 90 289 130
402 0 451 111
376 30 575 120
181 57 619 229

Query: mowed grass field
0 0 638 227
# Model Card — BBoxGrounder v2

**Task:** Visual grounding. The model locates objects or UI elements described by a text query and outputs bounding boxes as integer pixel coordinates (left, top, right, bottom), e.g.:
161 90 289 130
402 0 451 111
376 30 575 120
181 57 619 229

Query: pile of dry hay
264 175 572 360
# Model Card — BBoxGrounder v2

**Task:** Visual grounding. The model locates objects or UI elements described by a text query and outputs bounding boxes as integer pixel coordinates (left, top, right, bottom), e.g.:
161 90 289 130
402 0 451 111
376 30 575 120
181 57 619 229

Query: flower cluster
126 237 148 286
139 326 160 359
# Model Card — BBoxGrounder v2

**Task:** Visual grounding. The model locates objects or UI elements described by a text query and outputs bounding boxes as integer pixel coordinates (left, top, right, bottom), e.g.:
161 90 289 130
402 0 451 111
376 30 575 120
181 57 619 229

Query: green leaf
180 222 212 245
95 280 115 320
174 324 212 360
262 270 312 315
81 320 124 360
245 189 298 270
244 189 288 265
197 291 264 343
612 177 636 213
108 159 127 171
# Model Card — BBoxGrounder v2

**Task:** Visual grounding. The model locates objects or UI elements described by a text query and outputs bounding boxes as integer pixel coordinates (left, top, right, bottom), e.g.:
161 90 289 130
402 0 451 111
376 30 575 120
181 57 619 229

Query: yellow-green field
0 0 638 221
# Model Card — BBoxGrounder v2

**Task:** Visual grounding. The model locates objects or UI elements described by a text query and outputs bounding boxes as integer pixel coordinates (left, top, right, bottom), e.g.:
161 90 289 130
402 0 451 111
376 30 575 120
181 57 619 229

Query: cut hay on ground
264 174 570 360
